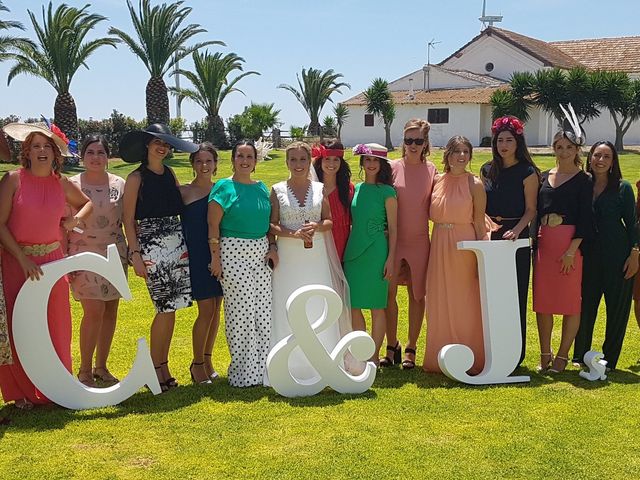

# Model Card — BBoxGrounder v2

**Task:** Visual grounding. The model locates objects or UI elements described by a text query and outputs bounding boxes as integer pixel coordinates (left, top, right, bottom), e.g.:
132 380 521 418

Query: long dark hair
81 134 110 158
359 155 392 186
586 141 622 193
487 129 539 184
313 139 352 209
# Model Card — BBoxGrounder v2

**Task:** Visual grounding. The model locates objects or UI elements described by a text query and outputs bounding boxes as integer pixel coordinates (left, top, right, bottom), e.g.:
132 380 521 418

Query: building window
364 114 374 127
428 108 449 124
485 62 494 72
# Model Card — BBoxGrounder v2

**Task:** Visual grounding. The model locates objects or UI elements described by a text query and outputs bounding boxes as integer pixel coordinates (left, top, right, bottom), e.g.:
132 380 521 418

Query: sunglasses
404 138 425 146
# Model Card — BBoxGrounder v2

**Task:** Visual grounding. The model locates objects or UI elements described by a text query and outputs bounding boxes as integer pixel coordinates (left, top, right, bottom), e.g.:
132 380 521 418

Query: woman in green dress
344 143 397 366
573 141 638 370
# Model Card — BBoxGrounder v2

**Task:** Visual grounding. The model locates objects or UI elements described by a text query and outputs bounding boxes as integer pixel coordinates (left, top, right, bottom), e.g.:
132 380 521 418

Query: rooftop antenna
479 0 503 30
426 39 441 91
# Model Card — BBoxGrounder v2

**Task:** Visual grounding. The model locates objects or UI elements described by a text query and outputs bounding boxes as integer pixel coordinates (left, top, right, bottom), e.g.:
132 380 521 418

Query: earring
609 167 613 174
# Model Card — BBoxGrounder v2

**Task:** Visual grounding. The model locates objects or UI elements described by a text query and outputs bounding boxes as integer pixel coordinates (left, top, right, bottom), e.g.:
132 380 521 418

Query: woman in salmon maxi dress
423 136 488 375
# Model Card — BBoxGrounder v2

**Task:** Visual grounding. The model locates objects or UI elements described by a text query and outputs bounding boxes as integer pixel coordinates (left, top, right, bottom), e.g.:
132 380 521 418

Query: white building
341 27 640 147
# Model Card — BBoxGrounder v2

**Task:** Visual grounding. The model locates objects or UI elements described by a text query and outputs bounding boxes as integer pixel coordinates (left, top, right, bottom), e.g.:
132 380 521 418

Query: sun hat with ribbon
2 122 71 157
352 143 388 161
119 123 199 163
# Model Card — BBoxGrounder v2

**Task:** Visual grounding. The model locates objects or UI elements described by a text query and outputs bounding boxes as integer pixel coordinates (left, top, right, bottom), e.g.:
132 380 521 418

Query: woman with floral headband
343 143 397 366
312 139 353 261
481 116 539 367
382 118 436 370
423 136 488 375
0 122 92 409
533 106 593 374
572 141 637 371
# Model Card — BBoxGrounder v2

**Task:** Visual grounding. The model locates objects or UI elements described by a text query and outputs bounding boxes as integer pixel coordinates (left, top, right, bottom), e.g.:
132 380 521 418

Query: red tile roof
551 37 640 73
342 86 505 106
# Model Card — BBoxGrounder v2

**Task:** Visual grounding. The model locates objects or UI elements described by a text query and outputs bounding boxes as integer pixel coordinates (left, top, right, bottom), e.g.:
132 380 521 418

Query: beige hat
352 142 389 161
3 122 70 157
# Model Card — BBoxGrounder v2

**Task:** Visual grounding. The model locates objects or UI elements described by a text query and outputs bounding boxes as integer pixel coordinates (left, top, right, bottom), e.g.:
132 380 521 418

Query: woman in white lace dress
267 142 349 382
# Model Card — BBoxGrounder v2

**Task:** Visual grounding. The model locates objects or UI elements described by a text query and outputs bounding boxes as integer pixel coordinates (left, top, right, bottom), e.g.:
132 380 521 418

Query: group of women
0 112 639 409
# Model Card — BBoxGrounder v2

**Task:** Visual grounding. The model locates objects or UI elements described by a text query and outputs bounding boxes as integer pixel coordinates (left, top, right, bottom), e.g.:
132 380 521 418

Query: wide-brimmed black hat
119 123 199 163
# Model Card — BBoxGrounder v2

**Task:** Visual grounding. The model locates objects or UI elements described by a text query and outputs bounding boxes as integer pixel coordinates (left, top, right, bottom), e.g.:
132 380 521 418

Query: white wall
442 35 545 80
341 104 485 148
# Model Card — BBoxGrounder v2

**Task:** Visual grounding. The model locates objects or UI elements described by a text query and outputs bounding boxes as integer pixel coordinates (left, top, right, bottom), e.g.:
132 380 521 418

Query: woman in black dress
481 116 539 367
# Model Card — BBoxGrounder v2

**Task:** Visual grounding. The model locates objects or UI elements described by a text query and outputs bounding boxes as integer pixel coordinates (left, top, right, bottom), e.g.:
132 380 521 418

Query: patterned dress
67 173 128 300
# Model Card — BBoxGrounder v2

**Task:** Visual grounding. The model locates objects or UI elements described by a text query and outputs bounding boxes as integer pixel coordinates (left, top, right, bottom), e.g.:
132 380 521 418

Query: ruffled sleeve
209 178 237 212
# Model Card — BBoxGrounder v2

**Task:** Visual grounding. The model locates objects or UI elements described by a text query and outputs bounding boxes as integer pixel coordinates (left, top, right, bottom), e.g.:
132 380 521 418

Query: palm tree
279 67 350 136
364 78 395 150
109 0 223 125
169 50 258 148
0 0 34 63
8 2 118 139
333 103 349 142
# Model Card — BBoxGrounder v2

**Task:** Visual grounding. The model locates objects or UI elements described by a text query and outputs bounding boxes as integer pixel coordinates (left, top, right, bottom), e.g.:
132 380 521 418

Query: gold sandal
536 351 554 372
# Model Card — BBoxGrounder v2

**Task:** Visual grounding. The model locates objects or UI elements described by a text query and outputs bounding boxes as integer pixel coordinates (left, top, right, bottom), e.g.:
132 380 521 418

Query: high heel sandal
190 361 212 384
160 361 178 389
379 342 401 367
204 353 219 380
548 355 569 374
402 347 417 370
14 398 34 410
536 352 554 373
78 369 98 388
92 367 119 385
154 365 169 393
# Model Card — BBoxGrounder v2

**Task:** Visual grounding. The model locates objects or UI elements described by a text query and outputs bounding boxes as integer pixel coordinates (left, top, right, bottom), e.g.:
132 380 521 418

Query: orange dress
390 159 436 299
423 173 485 374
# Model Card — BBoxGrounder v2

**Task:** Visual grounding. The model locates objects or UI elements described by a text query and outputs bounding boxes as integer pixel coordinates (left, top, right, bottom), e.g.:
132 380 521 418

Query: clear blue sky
1 0 639 131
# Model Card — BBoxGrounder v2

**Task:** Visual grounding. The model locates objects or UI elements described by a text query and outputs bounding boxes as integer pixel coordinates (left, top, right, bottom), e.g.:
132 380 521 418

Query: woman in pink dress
312 139 353 261
382 119 436 369
0 123 92 409
423 136 488 375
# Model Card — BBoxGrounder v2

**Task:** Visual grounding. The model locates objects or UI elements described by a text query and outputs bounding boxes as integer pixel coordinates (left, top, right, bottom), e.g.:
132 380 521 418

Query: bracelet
208 237 220 244
565 253 574 257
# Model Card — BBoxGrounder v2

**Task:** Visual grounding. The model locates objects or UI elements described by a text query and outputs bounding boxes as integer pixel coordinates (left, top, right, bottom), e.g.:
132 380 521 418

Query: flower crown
491 116 524 136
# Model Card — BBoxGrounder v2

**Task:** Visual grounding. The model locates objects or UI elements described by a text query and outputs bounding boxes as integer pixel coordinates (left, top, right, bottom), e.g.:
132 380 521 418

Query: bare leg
385 279 399 348
551 314 580 372
152 311 176 385
404 267 425 366
78 299 106 386
536 313 554 370
191 298 214 383
370 309 387 363
204 297 222 378
351 308 366 333
93 299 119 383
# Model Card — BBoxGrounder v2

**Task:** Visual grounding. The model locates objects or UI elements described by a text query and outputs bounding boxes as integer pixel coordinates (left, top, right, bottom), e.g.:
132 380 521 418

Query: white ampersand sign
438 239 531 385
12 244 162 410
266 284 377 397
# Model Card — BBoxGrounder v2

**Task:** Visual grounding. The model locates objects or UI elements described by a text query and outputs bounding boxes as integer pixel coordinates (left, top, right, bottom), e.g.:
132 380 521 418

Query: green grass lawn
1 149 640 479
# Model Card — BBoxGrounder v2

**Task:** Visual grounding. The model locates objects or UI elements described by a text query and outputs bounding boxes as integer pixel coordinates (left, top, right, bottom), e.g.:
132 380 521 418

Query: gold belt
20 241 60 257
434 223 455 229
490 216 521 223
540 213 564 227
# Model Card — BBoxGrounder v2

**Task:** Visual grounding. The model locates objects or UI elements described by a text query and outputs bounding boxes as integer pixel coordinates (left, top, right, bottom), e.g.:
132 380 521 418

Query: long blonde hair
401 118 431 161
442 135 473 173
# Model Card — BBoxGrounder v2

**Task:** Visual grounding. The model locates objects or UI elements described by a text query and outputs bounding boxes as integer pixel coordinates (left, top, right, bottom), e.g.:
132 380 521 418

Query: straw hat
119 123 199 163
3 122 70 157
352 142 389 161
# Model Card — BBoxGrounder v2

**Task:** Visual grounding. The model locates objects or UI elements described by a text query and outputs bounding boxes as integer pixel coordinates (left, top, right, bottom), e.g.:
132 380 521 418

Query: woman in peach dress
423 136 488 375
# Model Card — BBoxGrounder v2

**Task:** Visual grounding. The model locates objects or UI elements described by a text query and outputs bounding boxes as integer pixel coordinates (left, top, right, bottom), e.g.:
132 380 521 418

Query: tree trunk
384 122 393 150
308 118 321 136
336 124 342 142
54 91 78 140
146 76 170 126
615 126 624 152
210 114 228 149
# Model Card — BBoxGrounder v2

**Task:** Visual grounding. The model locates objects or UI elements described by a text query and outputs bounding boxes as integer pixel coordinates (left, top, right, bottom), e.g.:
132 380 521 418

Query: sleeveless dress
391 159 436 299
135 166 191 313
423 173 485 375
326 183 354 262
67 173 128 300
343 183 397 309
0 168 72 404
182 195 223 300
268 180 341 382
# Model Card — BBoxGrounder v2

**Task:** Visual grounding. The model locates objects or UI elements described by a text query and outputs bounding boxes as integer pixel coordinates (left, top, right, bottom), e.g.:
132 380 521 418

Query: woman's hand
60 215 80 232
265 249 279 269
294 227 313 242
502 227 522 241
623 251 639 279
301 221 318 237
131 253 150 279
19 255 43 281
209 253 222 279
383 256 394 280
559 252 576 275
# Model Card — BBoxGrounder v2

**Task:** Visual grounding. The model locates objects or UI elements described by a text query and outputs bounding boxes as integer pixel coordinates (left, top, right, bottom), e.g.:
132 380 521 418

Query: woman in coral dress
0 123 92 409
423 136 488 375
